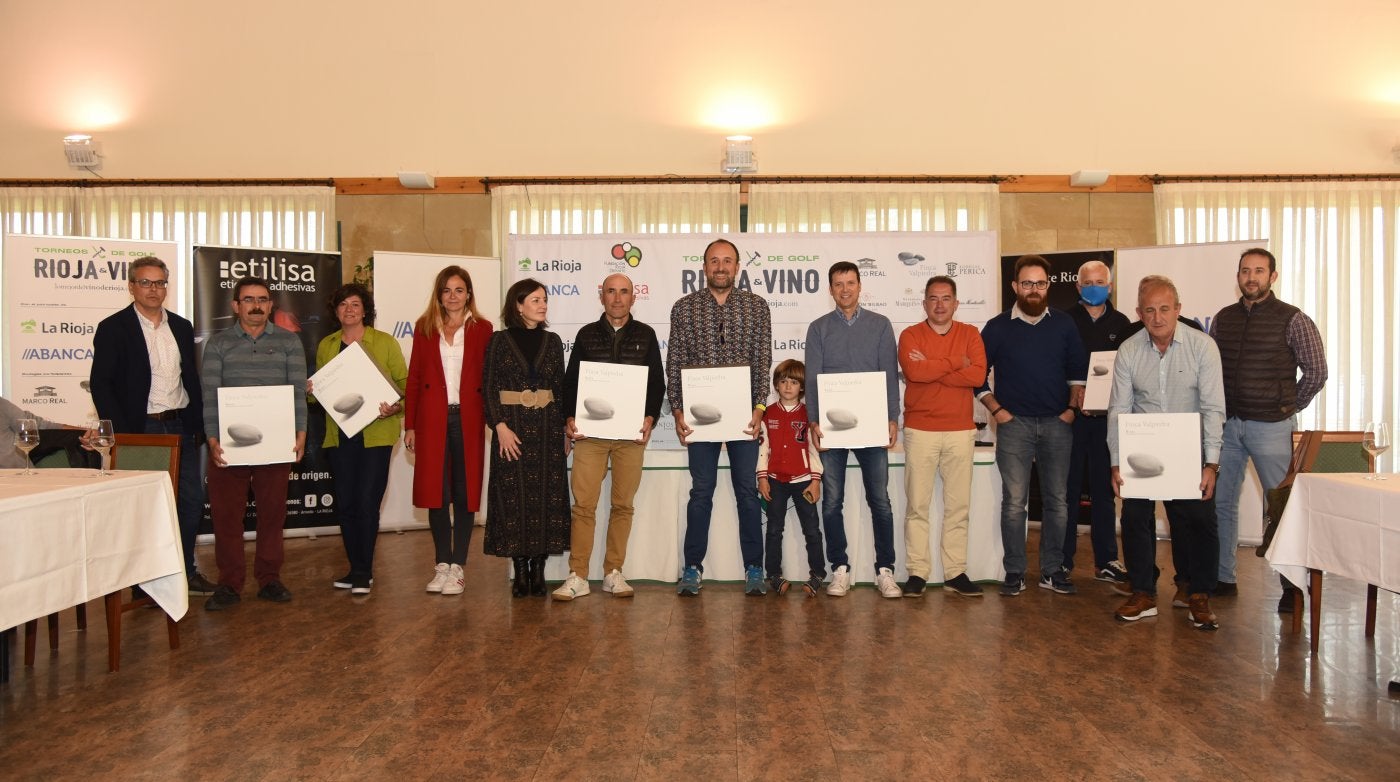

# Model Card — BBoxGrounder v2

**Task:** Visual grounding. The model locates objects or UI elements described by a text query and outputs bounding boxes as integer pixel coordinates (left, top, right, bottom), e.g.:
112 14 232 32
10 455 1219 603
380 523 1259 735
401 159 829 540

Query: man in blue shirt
804 261 901 598
1108 275 1225 630
978 255 1087 597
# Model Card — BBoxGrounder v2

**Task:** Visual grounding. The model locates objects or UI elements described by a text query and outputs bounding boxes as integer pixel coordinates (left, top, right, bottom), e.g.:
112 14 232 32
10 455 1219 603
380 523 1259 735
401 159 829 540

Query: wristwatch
1204 463 1220 474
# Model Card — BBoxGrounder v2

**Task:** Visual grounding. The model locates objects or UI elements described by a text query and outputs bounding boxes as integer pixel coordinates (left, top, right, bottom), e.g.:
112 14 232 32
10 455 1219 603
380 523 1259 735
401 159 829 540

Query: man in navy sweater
978 255 1088 597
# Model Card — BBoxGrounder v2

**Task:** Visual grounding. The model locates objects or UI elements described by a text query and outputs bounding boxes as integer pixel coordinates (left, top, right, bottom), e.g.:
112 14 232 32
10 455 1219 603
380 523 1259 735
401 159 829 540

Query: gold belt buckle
519 389 539 408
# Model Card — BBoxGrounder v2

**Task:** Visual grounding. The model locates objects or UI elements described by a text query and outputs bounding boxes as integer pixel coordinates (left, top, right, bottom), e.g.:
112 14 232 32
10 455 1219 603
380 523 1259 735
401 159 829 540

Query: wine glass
15 418 40 475
1362 422 1390 481
91 419 116 475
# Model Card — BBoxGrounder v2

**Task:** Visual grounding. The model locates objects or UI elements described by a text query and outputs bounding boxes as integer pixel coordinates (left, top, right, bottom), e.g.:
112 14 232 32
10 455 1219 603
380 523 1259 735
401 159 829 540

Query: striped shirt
201 322 308 436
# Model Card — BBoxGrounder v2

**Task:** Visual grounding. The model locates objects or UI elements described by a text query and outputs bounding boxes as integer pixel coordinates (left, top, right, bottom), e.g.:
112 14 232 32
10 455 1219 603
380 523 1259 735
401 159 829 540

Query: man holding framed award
200 276 308 611
667 239 772 597
804 260 901 599
1108 275 1225 630
554 273 665 601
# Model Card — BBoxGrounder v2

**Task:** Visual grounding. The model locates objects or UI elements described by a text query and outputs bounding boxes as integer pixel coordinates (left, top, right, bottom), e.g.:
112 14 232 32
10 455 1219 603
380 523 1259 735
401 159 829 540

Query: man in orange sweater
898 275 988 597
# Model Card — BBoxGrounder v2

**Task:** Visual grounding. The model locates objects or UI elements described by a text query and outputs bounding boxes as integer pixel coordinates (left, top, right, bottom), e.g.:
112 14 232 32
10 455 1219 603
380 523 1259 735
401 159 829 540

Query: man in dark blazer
91 255 215 594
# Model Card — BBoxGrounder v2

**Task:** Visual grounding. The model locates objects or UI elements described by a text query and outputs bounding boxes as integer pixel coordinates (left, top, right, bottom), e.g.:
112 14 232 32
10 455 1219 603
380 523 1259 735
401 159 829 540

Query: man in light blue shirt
1108 275 1225 630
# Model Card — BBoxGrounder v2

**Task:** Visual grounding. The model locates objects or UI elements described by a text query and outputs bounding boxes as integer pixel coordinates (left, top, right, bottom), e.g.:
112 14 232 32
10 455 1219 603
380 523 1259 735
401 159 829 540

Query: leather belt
147 409 182 421
499 389 553 409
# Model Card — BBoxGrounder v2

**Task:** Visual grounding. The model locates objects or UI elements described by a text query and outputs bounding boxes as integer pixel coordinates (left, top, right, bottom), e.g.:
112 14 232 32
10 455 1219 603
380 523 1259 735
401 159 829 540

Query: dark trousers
327 433 393 579
1122 496 1218 596
207 459 290 591
763 480 825 581
1062 414 1119 571
143 416 204 573
428 407 473 566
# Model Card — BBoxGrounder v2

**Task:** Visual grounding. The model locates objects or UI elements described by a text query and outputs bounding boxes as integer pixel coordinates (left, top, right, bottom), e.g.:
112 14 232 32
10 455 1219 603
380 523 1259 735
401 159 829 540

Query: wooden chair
104 433 183 672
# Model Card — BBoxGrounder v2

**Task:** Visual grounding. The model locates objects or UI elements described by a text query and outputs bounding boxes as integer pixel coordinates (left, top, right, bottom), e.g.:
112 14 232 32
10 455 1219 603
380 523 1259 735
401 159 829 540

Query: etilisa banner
192 245 341 531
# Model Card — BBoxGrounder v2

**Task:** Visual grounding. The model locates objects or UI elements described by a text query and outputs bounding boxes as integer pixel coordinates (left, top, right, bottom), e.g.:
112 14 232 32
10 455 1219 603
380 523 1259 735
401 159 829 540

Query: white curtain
747 182 1000 233
491 183 740 258
0 184 335 252
1155 181 1399 440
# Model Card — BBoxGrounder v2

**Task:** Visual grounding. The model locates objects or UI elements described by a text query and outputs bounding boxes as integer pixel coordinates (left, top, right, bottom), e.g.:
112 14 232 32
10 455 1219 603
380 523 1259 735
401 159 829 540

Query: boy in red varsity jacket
757 359 825 596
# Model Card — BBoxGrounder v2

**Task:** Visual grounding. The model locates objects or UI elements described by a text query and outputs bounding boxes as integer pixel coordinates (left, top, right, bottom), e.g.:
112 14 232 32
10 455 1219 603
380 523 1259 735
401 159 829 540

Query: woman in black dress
481 278 570 596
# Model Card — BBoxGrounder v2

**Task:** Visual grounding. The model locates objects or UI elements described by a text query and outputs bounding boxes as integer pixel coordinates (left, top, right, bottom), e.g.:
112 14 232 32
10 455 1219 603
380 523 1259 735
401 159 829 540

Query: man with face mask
1062 260 1132 586
978 255 1088 597
1210 248 1326 606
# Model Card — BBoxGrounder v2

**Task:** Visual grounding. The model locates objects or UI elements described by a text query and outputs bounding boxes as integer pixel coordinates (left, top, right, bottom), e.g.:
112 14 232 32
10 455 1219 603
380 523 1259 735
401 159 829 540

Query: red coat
404 319 492 510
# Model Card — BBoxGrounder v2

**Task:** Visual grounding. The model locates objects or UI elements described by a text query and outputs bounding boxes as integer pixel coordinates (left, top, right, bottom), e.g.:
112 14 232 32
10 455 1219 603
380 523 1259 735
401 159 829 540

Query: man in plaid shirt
667 238 773 596
1210 247 1327 604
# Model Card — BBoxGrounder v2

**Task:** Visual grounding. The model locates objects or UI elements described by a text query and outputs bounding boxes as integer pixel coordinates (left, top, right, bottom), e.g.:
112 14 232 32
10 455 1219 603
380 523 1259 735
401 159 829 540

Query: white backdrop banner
505 231 1000 449
372 251 502 531
2 233 178 423
1115 239 1266 330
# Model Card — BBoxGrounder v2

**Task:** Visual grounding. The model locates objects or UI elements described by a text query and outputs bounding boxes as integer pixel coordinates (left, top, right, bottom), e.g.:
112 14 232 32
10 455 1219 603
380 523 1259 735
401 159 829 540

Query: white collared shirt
440 327 464 405
138 307 190 413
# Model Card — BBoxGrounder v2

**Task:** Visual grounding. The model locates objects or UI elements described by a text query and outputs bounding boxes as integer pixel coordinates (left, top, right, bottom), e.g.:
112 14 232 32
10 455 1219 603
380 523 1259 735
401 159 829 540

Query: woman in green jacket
310 283 408 596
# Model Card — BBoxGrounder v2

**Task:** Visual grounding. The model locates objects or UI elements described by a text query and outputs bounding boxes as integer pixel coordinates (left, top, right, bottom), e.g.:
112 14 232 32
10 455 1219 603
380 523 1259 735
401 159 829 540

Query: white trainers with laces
441 563 465 595
826 565 852 597
603 569 634 597
552 572 591 601
426 563 450 593
876 567 902 599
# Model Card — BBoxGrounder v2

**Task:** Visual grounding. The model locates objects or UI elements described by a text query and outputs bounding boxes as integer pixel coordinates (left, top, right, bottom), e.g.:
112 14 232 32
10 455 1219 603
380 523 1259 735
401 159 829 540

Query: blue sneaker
744 565 767 596
677 565 702 596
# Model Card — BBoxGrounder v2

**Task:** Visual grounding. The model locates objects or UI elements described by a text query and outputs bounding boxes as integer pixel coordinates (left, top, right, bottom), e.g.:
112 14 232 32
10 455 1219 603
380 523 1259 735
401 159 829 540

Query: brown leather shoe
1188 593 1218 630
1172 583 1190 609
1115 592 1158 622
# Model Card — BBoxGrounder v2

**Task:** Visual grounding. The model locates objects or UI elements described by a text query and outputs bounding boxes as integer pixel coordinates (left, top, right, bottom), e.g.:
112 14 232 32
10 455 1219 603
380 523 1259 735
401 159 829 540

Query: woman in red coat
403 265 492 596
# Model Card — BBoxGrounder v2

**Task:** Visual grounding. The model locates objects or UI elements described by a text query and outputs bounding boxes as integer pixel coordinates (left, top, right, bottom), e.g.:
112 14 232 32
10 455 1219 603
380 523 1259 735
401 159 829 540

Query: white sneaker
603 569 634 597
826 565 852 597
426 563 450 593
876 567 902 599
441 564 465 595
552 572 591 601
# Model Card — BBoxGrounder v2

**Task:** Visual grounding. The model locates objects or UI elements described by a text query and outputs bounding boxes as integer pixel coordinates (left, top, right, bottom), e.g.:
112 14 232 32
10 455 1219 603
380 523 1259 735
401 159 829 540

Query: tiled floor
2 529 1398 781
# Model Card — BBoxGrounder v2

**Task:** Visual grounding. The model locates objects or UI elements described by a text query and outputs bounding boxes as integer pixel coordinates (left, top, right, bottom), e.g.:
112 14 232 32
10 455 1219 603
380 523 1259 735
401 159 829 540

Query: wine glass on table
90 419 116 476
15 418 40 475
1362 422 1390 480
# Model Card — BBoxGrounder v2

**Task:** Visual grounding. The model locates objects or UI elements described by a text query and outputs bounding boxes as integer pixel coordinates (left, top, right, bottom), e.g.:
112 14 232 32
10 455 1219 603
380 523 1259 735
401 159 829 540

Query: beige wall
999 193 1156 255
2 1 1397 178
336 194 493 280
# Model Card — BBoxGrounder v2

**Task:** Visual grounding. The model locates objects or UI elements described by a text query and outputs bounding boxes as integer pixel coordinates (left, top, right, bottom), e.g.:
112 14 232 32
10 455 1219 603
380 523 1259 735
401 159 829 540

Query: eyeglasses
238 296 272 306
133 279 169 289
1017 280 1050 291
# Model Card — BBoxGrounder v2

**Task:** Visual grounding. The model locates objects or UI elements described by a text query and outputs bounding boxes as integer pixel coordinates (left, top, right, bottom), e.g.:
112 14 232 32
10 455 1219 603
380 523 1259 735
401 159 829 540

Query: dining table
1266 472 1398 654
0 468 188 681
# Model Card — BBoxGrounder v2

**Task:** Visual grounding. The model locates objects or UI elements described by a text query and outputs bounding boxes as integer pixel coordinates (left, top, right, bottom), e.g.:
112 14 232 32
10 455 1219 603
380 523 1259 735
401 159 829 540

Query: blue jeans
1215 416 1294 582
819 447 896 574
684 439 762 570
1063 414 1119 571
144 417 205 573
995 415 1072 578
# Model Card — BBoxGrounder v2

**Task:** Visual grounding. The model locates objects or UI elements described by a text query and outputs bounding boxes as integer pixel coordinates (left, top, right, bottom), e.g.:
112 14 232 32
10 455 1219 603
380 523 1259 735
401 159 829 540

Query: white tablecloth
1267 472 1400 592
0 468 188 630
549 446 1006 584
